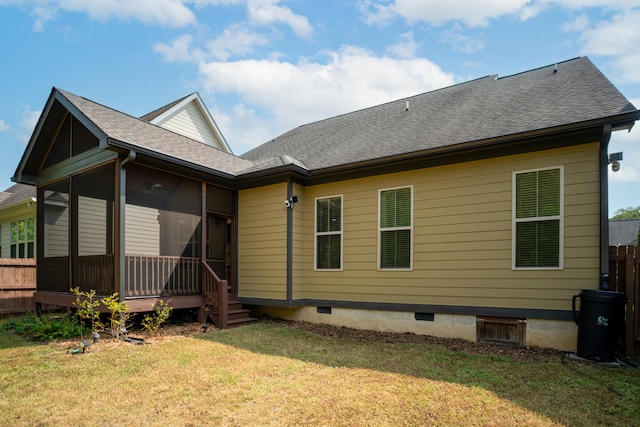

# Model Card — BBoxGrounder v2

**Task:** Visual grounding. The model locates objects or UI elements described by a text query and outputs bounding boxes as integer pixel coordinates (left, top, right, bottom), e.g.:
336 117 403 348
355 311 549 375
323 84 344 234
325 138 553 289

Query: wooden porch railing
202 260 228 328
73 255 114 296
125 255 202 297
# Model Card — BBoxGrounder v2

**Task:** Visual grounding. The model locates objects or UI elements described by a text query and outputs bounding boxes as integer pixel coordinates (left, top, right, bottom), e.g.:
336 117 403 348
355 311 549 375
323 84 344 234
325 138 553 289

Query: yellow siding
294 143 600 311
237 183 288 300
292 183 306 300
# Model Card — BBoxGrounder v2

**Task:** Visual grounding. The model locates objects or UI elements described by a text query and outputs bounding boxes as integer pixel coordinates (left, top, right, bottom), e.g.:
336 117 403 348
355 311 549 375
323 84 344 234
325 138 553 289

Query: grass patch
0 318 638 426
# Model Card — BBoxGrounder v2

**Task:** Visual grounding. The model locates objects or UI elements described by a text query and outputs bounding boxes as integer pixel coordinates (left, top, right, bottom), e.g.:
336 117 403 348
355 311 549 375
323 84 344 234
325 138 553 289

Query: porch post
117 151 136 300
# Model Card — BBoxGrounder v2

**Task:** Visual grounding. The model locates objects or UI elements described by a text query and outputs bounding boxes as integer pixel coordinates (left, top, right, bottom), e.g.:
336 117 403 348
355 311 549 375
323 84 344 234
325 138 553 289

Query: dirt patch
263 318 564 362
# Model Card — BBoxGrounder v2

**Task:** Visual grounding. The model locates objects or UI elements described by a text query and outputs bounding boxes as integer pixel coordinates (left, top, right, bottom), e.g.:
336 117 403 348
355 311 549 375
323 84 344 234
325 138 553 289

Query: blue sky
0 0 639 215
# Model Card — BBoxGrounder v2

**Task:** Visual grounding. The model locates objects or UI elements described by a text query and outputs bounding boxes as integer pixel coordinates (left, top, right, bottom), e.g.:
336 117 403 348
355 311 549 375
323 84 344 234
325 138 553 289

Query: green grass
1 318 639 426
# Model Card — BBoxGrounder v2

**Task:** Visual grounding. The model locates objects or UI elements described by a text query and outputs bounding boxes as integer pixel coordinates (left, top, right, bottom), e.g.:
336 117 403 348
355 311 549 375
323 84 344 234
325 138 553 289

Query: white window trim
511 166 564 270
314 194 343 271
10 217 36 259
378 185 414 271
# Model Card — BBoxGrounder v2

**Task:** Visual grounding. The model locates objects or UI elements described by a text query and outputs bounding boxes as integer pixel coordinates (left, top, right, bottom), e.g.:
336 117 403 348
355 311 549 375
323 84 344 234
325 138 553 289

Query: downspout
117 150 136 300
599 125 612 290
286 180 293 304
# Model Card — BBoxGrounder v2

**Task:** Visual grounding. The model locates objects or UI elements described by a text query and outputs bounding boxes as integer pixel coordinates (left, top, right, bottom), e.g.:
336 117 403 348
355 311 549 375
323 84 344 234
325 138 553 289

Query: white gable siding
157 102 224 150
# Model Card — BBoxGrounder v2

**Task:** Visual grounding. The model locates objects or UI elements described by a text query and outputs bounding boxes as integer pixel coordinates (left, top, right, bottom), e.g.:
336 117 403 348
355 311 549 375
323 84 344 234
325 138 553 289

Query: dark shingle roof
609 220 640 246
241 57 638 172
57 89 254 176
0 184 36 208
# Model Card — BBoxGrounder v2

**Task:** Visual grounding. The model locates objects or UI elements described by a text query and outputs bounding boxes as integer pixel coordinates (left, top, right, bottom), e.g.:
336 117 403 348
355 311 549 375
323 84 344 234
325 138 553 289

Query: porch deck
34 254 255 328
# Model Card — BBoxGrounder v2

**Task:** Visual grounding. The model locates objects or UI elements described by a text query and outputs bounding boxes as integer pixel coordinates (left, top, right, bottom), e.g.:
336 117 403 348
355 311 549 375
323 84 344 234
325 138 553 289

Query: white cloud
0 119 9 132
206 24 270 60
386 32 420 58
154 34 201 62
5 0 196 29
440 24 485 53
19 108 41 143
576 10 640 83
246 0 313 38
362 0 531 27
197 45 455 151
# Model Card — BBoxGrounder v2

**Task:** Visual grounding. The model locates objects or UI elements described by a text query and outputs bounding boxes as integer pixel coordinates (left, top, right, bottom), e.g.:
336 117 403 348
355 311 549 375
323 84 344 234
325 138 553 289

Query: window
513 167 563 269
379 186 412 270
10 218 35 259
315 196 342 270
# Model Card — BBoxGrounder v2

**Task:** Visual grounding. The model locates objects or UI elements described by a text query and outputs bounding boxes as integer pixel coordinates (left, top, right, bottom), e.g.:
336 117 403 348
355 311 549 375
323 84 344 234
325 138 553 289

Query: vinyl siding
292 143 600 311
77 196 107 255
157 102 224 150
237 183 288 300
291 182 306 299
125 204 160 255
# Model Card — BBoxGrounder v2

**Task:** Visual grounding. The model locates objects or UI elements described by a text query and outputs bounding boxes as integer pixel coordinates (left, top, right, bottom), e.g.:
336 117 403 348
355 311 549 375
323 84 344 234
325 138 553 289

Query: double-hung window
315 195 342 270
10 218 35 259
379 186 412 270
513 167 563 269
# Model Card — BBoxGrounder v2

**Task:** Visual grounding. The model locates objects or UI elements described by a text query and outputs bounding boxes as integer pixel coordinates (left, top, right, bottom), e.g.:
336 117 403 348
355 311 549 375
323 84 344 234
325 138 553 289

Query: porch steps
226 299 258 327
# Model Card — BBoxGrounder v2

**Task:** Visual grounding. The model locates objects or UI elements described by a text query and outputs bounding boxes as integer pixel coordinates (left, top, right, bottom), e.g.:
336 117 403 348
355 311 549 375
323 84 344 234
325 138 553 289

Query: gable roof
14 89 253 184
140 93 233 153
609 219 640 246
0 184 36 209
241 57 639 175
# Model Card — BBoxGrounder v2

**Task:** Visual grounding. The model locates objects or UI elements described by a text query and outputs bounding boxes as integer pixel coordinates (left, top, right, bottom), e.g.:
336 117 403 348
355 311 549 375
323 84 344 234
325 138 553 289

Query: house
0 184 37 259
609 219 640 246
12 57 640 349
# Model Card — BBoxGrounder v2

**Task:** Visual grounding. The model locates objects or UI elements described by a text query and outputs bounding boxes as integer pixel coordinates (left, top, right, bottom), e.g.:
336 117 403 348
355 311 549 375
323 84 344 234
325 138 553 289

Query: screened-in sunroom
13 88 255 327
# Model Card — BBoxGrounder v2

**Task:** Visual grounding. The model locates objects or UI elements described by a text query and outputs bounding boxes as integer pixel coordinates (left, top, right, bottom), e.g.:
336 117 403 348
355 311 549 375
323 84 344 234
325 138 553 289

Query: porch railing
74 255 114 295
202 260 228 328
125 255 202 297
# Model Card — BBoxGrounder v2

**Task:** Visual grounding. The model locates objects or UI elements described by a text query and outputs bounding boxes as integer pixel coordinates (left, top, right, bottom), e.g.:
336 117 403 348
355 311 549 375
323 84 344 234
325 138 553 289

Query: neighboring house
0 184 37 259
12 57 640 350
609 219 640 246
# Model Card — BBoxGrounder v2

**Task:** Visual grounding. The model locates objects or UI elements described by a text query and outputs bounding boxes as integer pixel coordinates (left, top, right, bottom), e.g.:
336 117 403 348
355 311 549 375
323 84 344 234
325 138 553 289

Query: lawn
1 317 639 426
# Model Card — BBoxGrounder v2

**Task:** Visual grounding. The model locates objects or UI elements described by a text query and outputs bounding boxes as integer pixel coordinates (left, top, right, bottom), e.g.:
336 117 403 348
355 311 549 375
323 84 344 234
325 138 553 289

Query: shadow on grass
199 320 640 427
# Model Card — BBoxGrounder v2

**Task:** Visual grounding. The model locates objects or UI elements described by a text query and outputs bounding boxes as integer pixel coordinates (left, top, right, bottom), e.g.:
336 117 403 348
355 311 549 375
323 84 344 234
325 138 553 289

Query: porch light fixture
608 152 623 172
284 195 298 208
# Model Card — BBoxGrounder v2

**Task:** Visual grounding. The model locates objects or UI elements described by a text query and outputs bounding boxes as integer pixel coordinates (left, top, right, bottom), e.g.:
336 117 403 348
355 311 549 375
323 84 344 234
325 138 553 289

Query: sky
0 0 639 215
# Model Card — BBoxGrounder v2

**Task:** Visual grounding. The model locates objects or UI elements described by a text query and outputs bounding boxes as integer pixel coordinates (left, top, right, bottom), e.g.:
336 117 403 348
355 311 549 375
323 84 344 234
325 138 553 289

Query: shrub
1 312 81 341
70 287 103 337
141 300 173 336
101 293 130 340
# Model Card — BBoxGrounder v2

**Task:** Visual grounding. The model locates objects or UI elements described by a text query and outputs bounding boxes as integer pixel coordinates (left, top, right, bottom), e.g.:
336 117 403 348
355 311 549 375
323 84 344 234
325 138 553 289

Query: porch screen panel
39 179 70 292
126 165 202 296
72 163 115 295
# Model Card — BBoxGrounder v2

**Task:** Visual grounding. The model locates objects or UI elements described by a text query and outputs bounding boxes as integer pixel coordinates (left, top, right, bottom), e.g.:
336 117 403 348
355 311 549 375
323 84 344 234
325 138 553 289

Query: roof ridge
139 93 195 122
495 56 583 81
292 74 497 131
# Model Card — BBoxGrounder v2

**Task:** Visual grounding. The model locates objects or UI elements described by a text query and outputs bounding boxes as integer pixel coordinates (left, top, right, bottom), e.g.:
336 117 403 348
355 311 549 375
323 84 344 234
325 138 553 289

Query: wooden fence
0 258 37 314
609 245 639 356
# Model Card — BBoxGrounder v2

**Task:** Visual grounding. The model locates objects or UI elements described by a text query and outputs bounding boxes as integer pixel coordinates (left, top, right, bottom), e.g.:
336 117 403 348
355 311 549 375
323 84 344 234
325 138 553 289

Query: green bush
1 312 81 341
141 300 173 336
